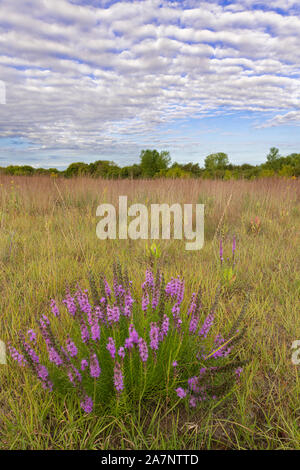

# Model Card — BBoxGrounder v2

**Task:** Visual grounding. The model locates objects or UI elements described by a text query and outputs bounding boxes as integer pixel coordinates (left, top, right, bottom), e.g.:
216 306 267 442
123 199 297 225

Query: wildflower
8 345 27 367
176 387 187 398
91 318 100 342
90 353 101 378
138 337 148 363
189 314 199 334
113 362 124 393
118 346 125 360
149 322 159 351
104 278 111 298
80 395 93 413
48 347 63 366
81 359 88 371
189 396 198 407
142 289 150 312
66 337 78 357
106 337 116 359
50 299 60 318
62 292 77 316
76 289 93 325
123 291 134 317
160 314 169 340
80 318 89 344
129 324 139 344
37 364 49 381
27 329 37 343
235 367 243 381
172 361 178 367
107 304 120 324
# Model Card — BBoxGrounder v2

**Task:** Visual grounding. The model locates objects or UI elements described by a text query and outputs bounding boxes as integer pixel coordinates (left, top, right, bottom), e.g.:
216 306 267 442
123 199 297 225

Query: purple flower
199 312 214 339
48 347 63 366
104 279 111 298
160 314 169 340
113 362 124 393
118 346 125 360
172 361 178 367
8 345 27 367
27 329 37 343
149 322 159 351
91 319 100 342
107 305 120 324
189 314 199 334
76 289 93 325
90 353 101 378
50 299 60 318
138 337 148 363
142 289 150 312
81 359 88 371
106 337 116 359
80 319 89 343
189 396 198 407
235 367 243 381
62 292 77 316
66 337 78 357
37 364 49 381
80 395 93 413
176 387 187 398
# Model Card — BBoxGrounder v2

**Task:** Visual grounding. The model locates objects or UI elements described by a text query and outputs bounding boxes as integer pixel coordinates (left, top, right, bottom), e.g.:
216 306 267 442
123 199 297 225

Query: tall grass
0 175 299 449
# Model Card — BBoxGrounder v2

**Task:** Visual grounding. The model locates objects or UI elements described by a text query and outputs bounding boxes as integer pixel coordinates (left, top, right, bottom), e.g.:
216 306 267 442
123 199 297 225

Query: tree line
1 148 299 179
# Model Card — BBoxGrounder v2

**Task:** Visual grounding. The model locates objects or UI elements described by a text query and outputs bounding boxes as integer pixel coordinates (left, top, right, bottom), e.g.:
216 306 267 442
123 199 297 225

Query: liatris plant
9 262 248 414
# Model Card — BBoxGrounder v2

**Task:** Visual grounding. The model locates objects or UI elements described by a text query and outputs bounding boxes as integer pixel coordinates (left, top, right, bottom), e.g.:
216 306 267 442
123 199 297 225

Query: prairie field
0 174 299 450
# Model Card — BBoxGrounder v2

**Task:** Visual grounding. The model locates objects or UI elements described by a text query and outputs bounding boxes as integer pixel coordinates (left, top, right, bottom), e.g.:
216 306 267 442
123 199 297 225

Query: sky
0 0 300 169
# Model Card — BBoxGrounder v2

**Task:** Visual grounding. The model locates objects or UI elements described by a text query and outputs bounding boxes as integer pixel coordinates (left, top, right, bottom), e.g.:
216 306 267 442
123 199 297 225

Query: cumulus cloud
0 0 299 165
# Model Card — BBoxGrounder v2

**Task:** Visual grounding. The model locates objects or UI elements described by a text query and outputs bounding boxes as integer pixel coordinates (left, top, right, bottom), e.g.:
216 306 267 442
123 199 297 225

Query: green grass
0 175 299 450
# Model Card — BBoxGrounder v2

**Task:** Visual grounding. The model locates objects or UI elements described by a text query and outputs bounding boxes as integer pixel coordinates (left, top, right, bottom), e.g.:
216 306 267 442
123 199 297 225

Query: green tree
64 162 89 177
139 149 171 177
204 153 229 171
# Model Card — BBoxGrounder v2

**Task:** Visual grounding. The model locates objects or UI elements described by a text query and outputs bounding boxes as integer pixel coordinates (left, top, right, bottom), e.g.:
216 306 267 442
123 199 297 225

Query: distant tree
266 147 281 164
88 160 120 178
120 164 142 179
139 149 171 177
64 162 89 177
204 153 229 171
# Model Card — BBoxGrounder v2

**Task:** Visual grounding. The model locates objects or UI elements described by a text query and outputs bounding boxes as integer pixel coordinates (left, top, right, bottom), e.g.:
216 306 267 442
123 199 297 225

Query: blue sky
0 0 299 169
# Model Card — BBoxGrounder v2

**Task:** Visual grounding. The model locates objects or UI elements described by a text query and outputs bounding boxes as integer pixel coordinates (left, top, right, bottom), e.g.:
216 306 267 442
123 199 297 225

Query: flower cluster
8 264 247 414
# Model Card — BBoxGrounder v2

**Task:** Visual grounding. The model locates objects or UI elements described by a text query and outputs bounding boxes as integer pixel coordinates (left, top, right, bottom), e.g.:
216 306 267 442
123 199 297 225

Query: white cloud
0 0 299 163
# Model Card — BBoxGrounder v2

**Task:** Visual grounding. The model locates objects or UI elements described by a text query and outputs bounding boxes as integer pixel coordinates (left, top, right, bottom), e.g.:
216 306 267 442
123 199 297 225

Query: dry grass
0 175 299 449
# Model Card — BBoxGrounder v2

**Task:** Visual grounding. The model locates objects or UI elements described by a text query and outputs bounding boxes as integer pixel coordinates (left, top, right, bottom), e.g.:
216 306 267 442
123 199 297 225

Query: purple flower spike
106 337 116 359
62 292 77 317
80 395 93 413
176 387 187 398
27 329 37 343
138 337 148 363
90 353 101 378
113 362 124 393
66 337 78 357
149 322 159 351
50 299 60 318
118 346 125 360
81 359 88 371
